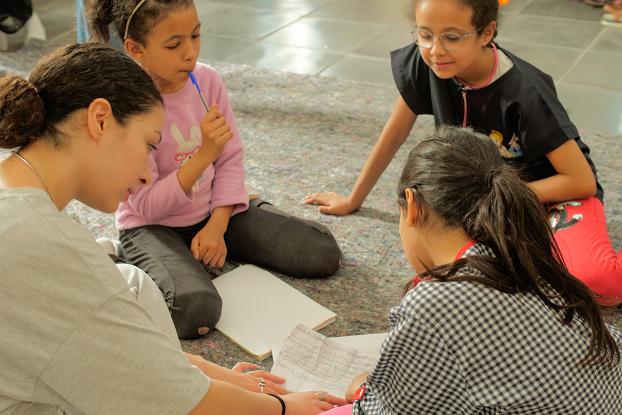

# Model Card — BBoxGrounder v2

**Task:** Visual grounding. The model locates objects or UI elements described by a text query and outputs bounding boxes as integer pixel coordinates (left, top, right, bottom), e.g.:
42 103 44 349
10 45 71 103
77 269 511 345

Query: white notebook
213 265 337 360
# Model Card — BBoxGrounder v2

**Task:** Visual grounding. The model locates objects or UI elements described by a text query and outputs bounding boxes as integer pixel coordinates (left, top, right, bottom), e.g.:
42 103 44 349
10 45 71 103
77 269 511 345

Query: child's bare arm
305 95 417 215
528 139 597 203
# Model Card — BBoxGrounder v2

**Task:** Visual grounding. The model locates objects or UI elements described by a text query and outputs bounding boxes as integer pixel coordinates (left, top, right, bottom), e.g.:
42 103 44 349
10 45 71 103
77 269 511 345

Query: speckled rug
64 61 622 368
2 48 621 368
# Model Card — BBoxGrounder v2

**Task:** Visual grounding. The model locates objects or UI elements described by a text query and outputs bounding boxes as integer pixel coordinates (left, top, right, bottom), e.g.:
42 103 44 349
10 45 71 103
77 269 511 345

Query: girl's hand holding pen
198 103 233 162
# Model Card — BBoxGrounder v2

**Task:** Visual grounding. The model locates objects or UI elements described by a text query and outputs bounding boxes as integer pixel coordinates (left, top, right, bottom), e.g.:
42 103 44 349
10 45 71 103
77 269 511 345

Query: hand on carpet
304 192 358 216
283 391 348 414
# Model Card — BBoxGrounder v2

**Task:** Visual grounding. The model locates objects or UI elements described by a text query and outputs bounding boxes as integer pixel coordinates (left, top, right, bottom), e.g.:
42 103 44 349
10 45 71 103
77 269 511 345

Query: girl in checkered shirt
323 127 621 414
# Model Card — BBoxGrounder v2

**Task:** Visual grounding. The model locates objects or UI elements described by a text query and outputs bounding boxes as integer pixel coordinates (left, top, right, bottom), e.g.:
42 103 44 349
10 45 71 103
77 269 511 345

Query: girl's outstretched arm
305 95 417 215
528 139 597 203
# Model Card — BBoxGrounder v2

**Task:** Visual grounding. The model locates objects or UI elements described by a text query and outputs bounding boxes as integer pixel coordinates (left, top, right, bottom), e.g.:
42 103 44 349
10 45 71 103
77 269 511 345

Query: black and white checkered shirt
353 243 622 414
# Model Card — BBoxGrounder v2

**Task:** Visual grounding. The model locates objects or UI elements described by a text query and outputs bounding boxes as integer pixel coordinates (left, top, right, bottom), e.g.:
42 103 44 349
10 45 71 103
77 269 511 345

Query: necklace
455 43 500 90
12 151 51 196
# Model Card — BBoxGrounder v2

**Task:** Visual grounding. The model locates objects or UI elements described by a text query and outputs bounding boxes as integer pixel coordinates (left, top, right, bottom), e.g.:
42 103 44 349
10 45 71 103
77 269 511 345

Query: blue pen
188 71 210 113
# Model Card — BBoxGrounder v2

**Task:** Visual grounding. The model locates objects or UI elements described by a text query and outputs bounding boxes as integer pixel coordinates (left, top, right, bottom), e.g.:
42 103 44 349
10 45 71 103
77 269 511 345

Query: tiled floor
26 0 622 134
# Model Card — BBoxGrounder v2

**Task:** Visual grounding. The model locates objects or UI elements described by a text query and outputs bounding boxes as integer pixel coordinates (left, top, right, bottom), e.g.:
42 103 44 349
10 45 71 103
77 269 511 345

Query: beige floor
30 0 622 134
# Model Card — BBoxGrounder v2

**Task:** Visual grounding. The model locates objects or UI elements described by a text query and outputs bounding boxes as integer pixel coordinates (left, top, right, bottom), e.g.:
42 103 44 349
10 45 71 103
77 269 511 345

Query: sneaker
96 237 121 257
601 12 622 27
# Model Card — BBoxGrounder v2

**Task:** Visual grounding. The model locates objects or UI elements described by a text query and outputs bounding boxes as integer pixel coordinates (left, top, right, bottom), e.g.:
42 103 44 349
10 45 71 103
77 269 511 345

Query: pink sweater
116 63 248 230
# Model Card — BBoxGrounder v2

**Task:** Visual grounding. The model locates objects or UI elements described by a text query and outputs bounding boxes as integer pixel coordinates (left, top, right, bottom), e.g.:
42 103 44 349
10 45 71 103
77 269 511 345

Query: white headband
124 0 148 40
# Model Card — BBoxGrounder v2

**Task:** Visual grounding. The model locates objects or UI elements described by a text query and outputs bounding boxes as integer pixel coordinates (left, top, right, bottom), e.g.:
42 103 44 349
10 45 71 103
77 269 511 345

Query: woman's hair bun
0 75 45 148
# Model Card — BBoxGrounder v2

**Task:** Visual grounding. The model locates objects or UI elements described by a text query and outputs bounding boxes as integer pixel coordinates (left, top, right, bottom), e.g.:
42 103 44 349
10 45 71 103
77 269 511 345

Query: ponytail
397 126 620 367
88 0 116 42
88 0 194 45
0 76 45 148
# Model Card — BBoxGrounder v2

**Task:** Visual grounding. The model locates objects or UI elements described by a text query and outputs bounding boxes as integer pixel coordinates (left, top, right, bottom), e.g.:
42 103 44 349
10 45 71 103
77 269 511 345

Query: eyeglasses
410 26 475 52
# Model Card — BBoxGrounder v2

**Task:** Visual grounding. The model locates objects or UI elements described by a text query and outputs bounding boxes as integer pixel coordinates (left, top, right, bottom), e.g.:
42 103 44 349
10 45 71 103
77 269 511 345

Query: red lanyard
412 240 477 287
456 43 499 89
456 43 499 127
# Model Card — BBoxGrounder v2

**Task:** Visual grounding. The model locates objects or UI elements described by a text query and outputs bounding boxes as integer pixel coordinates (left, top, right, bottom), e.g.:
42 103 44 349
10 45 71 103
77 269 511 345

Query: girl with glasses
306 0 622 307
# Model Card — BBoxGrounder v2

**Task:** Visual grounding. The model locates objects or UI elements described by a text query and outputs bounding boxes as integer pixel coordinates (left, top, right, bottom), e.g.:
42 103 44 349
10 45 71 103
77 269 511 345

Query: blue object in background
75 0 123 48
75 0 89 42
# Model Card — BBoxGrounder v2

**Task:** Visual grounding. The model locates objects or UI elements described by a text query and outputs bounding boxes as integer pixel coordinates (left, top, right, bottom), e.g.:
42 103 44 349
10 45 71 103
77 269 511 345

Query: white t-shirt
0 188 210 415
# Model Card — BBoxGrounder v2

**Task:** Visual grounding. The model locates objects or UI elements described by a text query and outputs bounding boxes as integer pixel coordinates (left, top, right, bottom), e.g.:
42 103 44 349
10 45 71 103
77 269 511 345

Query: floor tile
261 17 387 53
229 0 332 14
591 28 622 54
35 12 75 41
521 0 604 21
353 23 412 59
195 1 234 18
562 50 622 91
496 13 603 49
199 33 256 61
226 43 342 74
33 0 74 14
320 55 393 84
201 6 302 40
19 0 622 141
557 83 622 134
499 40 582 80
308 0 410 25
499 0 535 14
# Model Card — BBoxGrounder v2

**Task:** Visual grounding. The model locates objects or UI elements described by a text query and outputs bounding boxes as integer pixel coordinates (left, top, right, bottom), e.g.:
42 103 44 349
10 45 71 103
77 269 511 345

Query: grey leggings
118 200 342 339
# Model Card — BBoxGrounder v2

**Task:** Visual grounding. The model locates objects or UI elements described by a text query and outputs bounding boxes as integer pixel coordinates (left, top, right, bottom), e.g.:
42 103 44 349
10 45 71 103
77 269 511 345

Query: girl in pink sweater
90 0 342 339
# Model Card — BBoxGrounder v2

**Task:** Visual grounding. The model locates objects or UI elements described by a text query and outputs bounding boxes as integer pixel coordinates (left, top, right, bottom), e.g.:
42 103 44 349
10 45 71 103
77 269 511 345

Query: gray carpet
64 61 622 368
2 47 621 368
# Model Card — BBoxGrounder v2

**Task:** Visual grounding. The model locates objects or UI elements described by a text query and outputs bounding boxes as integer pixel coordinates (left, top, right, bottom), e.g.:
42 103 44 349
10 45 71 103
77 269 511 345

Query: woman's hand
304 192 358 216
283 391 348 415
230 362 289 395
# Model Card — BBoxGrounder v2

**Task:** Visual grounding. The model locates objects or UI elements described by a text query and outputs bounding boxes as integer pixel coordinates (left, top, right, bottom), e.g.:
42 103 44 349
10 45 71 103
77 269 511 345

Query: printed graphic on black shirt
489 130 523 159
548 201 583 233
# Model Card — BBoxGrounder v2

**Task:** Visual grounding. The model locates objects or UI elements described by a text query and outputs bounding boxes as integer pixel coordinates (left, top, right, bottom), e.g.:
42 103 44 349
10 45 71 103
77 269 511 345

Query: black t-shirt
391 42 603 201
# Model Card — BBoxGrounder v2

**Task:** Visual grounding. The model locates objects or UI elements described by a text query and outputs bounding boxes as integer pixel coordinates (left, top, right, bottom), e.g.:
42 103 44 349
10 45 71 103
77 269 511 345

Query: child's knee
171 288 222 339
281 222 341 278
303 230 342 278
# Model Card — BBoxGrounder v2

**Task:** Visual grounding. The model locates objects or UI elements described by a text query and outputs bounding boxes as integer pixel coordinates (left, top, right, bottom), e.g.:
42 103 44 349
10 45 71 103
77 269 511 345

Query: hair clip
499 0 510 6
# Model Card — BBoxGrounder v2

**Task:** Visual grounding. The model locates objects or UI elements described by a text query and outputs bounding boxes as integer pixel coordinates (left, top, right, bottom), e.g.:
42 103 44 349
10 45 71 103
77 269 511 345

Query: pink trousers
549 197 622 306
320 404 353 415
